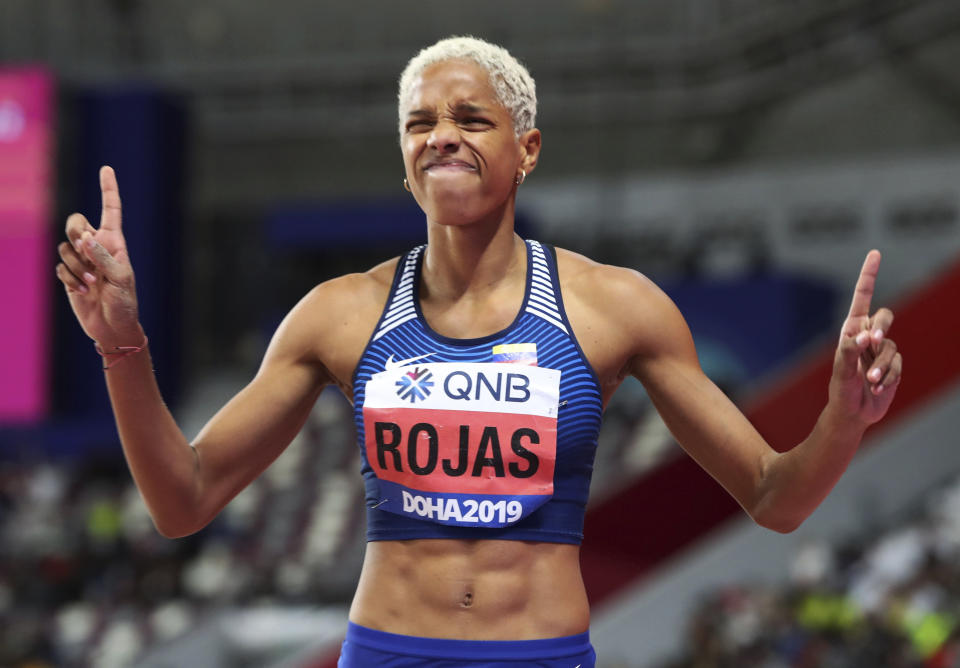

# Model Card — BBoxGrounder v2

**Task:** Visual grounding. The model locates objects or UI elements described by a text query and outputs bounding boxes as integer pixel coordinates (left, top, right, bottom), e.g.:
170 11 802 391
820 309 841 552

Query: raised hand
55 166 141 348
830 250 902 425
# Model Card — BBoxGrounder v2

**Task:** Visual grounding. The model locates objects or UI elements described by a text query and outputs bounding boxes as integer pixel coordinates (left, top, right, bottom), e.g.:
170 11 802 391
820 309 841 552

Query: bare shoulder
554 247 674 325
553 247 693 386
271 256 401 392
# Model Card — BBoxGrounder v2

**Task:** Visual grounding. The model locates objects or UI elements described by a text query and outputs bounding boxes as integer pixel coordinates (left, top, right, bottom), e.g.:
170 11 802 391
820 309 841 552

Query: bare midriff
349 539 590 640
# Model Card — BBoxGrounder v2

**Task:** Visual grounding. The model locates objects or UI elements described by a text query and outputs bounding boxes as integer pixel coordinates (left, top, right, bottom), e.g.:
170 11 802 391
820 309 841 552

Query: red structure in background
0 68 54 424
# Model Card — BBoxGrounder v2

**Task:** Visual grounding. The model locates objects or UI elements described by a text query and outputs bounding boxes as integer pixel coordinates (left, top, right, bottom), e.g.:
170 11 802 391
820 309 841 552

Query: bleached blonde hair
397 36 537 138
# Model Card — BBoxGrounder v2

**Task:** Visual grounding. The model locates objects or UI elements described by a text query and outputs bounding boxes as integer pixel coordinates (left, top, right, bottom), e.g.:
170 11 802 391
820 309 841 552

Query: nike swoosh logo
385 352 436 371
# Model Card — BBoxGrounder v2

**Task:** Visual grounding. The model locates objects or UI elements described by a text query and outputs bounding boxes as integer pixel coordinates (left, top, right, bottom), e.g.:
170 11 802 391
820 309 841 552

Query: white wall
522 152 960 309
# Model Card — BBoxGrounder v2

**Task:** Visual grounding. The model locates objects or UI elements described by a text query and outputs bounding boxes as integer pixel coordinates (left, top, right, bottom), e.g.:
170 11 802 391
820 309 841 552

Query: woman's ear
519 128 542 176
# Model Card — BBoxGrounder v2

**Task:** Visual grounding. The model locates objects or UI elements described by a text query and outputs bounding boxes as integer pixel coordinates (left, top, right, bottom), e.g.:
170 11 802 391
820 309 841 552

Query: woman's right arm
56 166 337 538
103 291 330 538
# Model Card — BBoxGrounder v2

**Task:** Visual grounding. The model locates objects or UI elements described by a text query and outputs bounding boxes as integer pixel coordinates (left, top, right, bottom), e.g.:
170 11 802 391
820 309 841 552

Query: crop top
351 240 603 545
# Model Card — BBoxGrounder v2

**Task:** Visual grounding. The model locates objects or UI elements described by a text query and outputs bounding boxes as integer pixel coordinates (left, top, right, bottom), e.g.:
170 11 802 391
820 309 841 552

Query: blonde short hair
397 36 537 138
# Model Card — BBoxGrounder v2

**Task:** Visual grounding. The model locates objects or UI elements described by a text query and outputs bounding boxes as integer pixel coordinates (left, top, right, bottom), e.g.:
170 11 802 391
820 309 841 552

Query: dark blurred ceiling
5 0 960 142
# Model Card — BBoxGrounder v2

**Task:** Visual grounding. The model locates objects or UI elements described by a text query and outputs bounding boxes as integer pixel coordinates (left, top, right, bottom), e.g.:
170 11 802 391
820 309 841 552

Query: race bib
363 361 560 528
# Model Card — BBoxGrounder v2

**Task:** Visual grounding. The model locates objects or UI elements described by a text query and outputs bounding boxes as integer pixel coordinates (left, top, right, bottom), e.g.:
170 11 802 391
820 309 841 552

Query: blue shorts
337 622 596 667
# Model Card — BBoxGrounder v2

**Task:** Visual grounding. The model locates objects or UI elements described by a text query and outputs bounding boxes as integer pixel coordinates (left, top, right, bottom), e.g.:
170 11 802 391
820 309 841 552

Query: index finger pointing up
99 165 122 232
848 249 882 319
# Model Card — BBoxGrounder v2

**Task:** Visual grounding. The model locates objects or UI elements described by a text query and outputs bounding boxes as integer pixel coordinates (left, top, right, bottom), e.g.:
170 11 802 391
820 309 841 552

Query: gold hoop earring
403 178 411 192
515 170 526 186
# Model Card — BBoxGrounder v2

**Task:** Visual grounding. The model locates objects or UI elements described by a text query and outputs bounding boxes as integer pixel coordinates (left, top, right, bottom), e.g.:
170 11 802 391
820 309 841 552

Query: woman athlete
56 37 902 667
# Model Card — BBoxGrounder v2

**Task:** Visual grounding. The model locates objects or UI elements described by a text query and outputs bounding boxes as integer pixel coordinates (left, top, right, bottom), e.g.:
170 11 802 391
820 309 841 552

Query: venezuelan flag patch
492 343 538 366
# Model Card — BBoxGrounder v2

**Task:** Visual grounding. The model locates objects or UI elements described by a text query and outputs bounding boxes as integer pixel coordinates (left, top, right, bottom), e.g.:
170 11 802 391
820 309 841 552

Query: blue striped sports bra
352 240 603 544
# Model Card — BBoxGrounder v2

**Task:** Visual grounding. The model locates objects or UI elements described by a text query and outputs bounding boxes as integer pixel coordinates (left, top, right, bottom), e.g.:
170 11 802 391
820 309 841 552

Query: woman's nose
426 120 460 153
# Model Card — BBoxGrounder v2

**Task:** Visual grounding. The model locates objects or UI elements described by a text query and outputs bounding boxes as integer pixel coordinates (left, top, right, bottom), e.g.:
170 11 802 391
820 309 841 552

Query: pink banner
0 67 54 423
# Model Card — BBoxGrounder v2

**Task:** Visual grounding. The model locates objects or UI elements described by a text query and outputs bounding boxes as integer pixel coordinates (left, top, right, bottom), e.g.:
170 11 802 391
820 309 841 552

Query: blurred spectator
661 475 960 668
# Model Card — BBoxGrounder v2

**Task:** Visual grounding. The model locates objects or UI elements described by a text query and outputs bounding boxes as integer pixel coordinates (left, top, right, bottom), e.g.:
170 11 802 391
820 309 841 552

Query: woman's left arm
622 250 901 533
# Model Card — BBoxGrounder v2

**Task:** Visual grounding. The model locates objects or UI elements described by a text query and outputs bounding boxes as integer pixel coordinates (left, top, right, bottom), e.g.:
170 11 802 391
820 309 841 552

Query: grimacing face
400 59 540 227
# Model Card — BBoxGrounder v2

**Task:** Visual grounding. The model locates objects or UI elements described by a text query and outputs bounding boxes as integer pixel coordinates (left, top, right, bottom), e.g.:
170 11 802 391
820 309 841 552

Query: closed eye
405 120 433 132
460 117 492 129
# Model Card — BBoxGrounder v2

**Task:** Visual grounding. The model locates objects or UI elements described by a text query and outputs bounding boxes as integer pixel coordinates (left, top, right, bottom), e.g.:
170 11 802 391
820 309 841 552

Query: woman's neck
422 207 524 301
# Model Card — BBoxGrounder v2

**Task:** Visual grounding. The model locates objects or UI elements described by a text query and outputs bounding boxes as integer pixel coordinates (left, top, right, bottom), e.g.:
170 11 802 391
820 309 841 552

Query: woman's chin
420 190 510 229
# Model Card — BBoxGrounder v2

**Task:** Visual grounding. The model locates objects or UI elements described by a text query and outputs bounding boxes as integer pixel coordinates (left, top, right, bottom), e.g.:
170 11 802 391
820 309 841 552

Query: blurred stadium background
2 0 960 666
